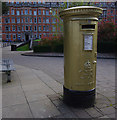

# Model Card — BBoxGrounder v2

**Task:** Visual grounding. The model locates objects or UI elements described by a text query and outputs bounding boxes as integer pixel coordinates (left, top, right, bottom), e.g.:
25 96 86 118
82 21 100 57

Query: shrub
97 41 115 53
33 45 51 53
98 22 116 53
33 35 64 53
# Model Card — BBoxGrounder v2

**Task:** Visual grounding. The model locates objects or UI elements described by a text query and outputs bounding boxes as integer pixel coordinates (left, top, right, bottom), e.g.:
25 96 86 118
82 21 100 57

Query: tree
2 2 9 15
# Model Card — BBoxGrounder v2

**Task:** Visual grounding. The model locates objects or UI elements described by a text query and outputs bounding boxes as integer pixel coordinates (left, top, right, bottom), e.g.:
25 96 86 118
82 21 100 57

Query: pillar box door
59 6 103 107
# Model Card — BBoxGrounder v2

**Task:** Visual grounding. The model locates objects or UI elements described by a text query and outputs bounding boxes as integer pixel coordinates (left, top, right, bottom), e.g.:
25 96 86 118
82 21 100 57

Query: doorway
25 34 29 41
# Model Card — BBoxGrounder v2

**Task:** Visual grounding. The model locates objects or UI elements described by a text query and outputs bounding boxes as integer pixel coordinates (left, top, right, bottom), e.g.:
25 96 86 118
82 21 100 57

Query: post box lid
59 6 103 19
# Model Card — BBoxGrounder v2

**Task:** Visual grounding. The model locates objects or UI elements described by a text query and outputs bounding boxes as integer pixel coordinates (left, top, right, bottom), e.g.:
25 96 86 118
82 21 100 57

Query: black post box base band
63 86 95 108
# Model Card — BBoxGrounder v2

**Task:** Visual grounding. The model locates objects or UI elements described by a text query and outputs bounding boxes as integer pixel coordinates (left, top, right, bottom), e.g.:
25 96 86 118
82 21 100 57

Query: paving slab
2 71 21 89
107 113 115 118
71 108 92 118
2 86 26 108
32 69 63 93
24 90 49 103
29 98 61 118
85 107 103 118
100 106 115 115
2 103 33 118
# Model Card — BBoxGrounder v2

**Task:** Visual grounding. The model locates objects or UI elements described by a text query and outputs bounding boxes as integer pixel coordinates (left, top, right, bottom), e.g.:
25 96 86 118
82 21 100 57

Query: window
34 34 37 39
0 35 2 38
12 26 15 31
18 26 20 31
5 26 9 31
29 10 32 15
22 26 24 31
8 11 9 15
17 18 20 23
39 26 41 31
34 26 37 31
52 18 56 23
38 9 41 15
34 18 36 23
18 34 21 40
25 9 28 15
52 26 56 32
52 11 56 16
34 10 37 15
8 18 10 23
46 25 49 31
5 18 8 23
43 10 45 15
43 17 45 23
12 18 15 23
111 10 113 14
6 34 9 39
46 10 49 15
39 17 41 23
17 34 20 41
30 26 32 30
43 25 45 31
25 18 28 23
46 18 49 23
22 18 23 23
13 34 16 39
8 26 10 31
26 26 28 31
30 18 32 23
103 10 107 18
17 10 20 15
21 10 23 15
39 34 41 39
11 9 14 15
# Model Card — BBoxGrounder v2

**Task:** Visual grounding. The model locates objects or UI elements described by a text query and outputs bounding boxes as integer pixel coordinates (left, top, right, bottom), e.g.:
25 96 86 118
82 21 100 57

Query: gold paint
59 6 103 91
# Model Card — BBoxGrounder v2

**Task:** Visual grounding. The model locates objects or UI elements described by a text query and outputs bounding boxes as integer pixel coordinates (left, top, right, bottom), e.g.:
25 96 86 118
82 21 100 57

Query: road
2 46 115 88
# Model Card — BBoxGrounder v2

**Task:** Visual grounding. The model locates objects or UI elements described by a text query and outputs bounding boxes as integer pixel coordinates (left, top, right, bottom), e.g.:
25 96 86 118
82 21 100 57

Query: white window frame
13 34 16 39
39 26 41 31
34 26 37 31
39 17 41 23
25 9 28 15
11 9 14 15
29 10 32 15
25 26 28 31
12 26 15 31
34 10 37 15
12 18 15 23
21 10 23 15
17 10 20 15
38 9 41 15
43 10 45 15
17 18 20 23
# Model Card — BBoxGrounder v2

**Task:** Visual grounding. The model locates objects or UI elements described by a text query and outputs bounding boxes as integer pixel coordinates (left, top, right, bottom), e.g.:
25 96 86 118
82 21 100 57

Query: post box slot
82 25 95 29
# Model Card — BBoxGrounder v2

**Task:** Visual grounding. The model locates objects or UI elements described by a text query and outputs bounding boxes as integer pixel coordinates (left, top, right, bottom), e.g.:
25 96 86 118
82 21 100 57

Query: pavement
2 47 116 119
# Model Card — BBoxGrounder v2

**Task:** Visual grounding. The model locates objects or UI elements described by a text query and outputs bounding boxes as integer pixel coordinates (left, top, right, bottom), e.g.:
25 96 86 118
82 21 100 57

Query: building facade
2 2 116 42
2 2 63 41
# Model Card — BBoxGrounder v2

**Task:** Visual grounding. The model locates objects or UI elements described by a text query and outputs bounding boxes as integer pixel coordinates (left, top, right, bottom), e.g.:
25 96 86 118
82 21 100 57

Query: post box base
63 86 95 108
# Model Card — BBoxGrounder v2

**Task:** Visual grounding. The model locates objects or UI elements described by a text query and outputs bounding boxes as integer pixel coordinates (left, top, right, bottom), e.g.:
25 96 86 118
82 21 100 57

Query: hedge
97 41 116 53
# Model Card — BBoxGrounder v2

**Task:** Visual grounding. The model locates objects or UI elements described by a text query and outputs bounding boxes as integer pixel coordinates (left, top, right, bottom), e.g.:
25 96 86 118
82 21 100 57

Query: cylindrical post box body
59 6 103 107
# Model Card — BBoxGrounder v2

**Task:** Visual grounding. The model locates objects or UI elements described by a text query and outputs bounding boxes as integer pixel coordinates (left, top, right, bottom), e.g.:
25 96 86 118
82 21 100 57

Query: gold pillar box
59 6 103 107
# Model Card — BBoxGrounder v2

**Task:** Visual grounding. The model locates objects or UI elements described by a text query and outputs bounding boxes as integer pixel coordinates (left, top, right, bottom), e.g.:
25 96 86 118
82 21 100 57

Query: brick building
2 2 116 42
2 2 63 41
